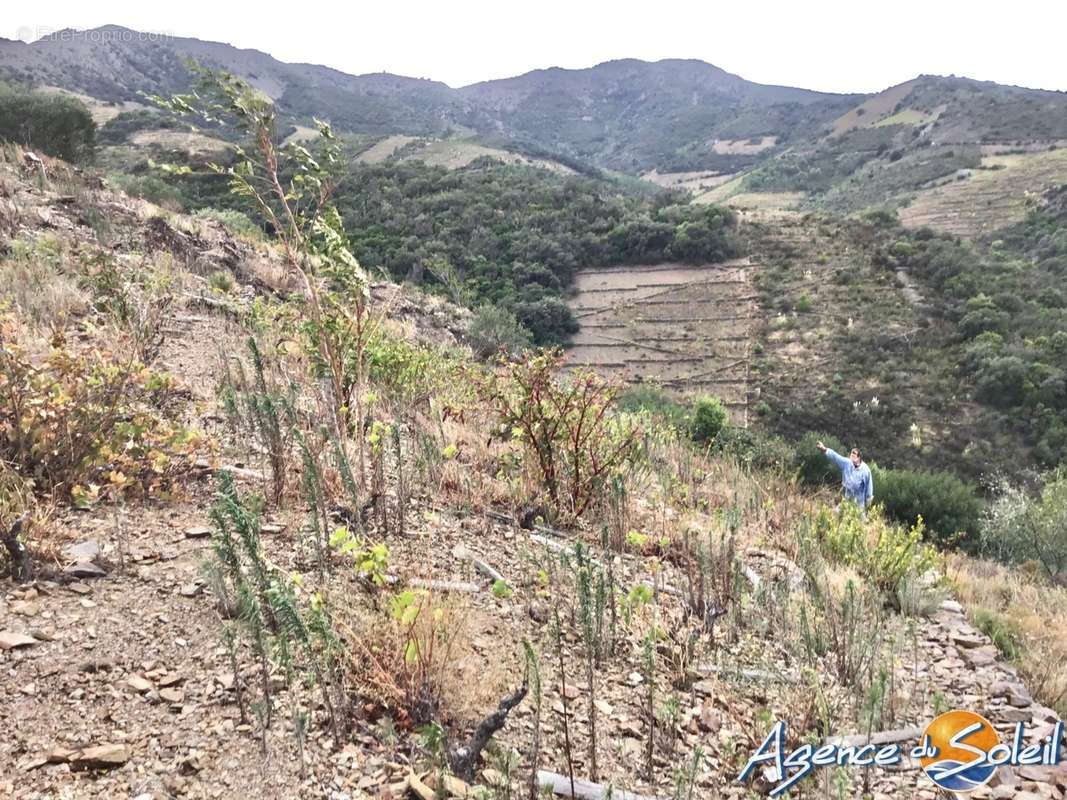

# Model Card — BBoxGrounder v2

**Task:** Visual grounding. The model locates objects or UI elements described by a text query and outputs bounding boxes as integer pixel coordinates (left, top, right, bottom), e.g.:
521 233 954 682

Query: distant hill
458 59 860 172
2 25 1065 189
0 26 858 172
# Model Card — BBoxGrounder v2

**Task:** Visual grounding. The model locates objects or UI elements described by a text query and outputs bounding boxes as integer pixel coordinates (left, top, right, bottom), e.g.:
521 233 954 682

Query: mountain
459 58 861 172
0 26 466 137
0 25 859 172
2 26 1064 190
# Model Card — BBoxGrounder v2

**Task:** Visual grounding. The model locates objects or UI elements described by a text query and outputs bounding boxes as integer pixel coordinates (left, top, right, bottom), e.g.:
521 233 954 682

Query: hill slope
0 27 859 172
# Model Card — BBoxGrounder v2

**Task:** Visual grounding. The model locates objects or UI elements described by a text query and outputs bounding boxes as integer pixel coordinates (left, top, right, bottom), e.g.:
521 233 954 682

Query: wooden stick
409 578 481 594
823 727 924 748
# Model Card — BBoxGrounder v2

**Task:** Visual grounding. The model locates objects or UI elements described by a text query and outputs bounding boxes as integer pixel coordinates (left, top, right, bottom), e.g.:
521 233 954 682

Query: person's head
849 447 862 467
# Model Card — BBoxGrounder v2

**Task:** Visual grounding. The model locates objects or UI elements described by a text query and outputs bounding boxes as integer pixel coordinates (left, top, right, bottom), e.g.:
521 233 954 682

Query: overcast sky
11 1 1067 93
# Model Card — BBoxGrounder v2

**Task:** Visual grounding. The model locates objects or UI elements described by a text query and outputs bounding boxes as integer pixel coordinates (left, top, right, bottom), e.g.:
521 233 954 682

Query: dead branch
1 513 32 582
447 683 528 781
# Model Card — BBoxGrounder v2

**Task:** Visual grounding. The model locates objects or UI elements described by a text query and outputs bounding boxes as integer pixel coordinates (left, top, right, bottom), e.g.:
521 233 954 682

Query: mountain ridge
2 24 1065 175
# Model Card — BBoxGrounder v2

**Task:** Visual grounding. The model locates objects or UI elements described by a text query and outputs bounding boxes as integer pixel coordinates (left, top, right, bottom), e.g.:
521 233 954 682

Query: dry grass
949 553 1067 716
340 589 507 727
900 147 1067 237
0 236 88 331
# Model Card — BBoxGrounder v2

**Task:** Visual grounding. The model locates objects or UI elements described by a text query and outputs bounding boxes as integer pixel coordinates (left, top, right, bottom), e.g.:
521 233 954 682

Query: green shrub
617 384 689 430
193 207 265 241
871 466 983 550
972 607 1025 661
981 471 1067 580
690 395 728 443
0 85 96 162
804 504 940 601
794 431 846 486
711 426 795 470
466 305 533 359
513 297 579 347
108 173 186 210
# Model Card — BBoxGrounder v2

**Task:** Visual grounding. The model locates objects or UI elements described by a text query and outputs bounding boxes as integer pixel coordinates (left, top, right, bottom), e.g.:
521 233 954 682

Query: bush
794 431 846 485
108 173 186 211
483 350 641 519
466 304 533 359
981 471 1067 580
0 314 202 504
0 85 96 162
193 207 265 241
804 504 940 601
872 466 983 550
512 297 579 346
973 607 1025 661
617 384 689 431
690 395 728 443
711 427 795 470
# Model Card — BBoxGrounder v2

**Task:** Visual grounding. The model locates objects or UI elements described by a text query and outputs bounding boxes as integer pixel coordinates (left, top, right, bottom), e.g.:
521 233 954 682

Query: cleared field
641 169 735 194
130 129 231 155
830 79 920 137
900 148 1067 237
355 135 418 164
565 259 759 424
872 107 937 128
709 136 777 154
284 125 319 144
38 85 145 124
402 139 574 173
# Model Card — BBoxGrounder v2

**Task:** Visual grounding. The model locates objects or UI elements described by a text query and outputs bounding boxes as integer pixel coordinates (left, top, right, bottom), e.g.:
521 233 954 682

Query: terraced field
900 147 1067 237
564 259 759 425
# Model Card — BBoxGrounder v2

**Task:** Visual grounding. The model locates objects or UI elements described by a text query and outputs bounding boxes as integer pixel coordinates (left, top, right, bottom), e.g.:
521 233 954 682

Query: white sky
10 1 1067 93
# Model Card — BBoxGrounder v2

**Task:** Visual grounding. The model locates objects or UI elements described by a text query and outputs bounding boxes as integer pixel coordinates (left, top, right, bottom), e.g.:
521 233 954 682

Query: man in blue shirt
816 440 874 509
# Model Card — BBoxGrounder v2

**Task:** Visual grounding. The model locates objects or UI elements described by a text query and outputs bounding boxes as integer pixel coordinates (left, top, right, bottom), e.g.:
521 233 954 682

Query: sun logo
920 710 1000 792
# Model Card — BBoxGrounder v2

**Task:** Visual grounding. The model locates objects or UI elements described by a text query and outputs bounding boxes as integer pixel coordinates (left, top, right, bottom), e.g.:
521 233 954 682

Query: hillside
0 27 859 173
2 137 1066 800
717 76 1067 227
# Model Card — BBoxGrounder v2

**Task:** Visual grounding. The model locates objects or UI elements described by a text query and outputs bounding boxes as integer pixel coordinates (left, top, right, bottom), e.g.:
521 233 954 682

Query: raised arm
824 448 850 471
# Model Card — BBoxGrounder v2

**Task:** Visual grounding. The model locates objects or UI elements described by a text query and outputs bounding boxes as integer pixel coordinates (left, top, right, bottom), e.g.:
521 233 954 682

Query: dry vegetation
1 93 1065 800
900 147 1067 237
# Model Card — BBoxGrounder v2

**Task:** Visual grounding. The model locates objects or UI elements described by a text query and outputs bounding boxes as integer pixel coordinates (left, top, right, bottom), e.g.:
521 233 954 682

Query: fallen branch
536 771 667 800
695 664 795 684
447 683 528 781
823 727 924 748
452 544 506 584
409 578 481 594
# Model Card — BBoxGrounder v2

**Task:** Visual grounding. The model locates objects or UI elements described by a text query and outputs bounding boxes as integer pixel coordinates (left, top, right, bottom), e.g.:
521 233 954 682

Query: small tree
467 304 533 359
153 65 375 443
690 395 728 444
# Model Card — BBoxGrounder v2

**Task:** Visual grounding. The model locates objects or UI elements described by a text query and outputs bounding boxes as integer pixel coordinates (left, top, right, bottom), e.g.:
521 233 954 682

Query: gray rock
64 540 101 562
64 561 107 579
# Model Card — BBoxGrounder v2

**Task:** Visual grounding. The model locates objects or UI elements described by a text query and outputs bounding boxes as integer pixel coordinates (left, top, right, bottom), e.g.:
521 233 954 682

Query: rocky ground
1 148 1065 800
